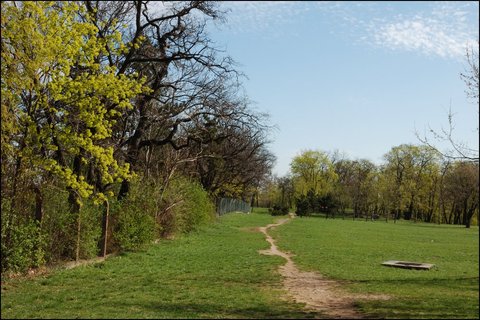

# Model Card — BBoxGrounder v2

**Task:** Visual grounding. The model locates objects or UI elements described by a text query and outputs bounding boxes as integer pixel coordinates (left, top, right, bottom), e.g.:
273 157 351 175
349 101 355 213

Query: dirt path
258 214 383 319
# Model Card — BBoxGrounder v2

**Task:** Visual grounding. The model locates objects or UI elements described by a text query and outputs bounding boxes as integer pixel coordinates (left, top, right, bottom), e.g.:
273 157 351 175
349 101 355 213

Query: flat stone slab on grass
381 260 435 270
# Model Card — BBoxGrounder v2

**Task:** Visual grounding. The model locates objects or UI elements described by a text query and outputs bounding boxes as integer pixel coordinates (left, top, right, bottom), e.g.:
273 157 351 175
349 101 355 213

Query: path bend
258 215 366 319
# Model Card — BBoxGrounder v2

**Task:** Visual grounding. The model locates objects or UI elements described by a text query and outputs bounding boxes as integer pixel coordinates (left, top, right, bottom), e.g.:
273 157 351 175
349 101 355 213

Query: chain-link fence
217 198 251 215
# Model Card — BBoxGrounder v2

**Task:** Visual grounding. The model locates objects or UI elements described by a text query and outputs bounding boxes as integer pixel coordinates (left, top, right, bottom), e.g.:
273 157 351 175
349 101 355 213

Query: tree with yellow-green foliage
290 149 338 197
1 1 146 262
290 150 338 216
2 1 145 203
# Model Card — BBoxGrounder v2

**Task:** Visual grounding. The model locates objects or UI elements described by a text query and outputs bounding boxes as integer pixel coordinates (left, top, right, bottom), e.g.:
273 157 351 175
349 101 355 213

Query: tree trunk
464 201 478 229
118 132 141 200
5 155 24 251
98 200 110 257
68 158 82 260
75 208 81 261
118 95 152 200
33 185 44 224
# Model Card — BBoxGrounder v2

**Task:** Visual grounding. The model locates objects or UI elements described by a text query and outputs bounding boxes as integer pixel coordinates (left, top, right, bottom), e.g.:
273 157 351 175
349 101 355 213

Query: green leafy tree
290 150 338 198
442 162 479 228
382 144 441 222
1 1 146 262
1 1 145 202
349 159 377 219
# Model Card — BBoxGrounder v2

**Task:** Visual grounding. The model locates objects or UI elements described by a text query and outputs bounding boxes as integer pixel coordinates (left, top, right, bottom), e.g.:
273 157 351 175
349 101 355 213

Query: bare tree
417 41 479 162
79 2 258 197
187 108 276 201
461 41 479 105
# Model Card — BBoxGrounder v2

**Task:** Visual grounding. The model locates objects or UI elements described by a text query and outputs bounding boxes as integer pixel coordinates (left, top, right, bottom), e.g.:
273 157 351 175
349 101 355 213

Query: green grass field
271 216 479 319
1 210 317 319
1 209 478 319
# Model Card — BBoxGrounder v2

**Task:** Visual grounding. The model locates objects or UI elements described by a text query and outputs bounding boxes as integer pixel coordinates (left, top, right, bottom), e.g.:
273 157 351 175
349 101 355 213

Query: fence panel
217 198 251 215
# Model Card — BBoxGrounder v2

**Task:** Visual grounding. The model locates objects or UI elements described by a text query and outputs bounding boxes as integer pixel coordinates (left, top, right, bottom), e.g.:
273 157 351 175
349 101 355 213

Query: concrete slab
381 260 435 270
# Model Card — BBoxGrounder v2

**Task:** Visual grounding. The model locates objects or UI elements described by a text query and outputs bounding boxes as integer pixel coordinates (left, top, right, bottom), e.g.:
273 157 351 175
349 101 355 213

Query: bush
42 187 102 261
317 193 339 214
162 176 215 236
1 176 216 271
111 176 214 249
295 191 339 217
111 181 159 251
269 205 289 216
295 196 310 217
1 200 46 273
1 184 106 272
78 201 103 257
113 201 156 251
41 188 76 261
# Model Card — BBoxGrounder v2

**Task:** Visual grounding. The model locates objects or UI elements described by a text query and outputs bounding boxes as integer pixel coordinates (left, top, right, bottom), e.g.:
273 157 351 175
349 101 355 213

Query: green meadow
2 209 478 319
1 211 317 319
271 215 479 319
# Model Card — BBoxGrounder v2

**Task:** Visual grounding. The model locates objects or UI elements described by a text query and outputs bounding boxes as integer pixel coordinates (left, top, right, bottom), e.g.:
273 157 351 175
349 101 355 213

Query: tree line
261 40 479 227
1 1 274 273
259 145 479 228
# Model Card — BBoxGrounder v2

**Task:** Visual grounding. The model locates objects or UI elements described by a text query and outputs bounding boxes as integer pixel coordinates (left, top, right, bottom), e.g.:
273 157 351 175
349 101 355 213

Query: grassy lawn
1 209 319 319
271 216 479 319
2 210 478 319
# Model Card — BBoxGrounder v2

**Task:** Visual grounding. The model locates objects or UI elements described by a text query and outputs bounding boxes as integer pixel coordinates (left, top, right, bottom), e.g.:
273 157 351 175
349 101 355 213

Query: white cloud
217 2 313 35
217 1 478 60
368 5 478 59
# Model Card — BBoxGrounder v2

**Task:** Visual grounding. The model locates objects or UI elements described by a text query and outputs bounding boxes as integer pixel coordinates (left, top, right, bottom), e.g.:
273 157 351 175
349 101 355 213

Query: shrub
295 191 339 217
1 200 46 273
317 193 339 214
111 181 159 251
42 187 102 261
41 188 76 261
113 201 156 251
295 196 310 217
162 176 215 236
2 222 46 273
269 205 289 216
78 201 103 258
111 176 214 249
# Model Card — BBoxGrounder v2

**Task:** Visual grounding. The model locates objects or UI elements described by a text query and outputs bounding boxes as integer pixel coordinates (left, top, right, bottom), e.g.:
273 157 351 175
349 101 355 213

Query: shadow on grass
358 299 476 320
395 223 479 230
352 277 479 319
353 276 478 286
299 213 348 219
296 214 479 230
116 301 322 319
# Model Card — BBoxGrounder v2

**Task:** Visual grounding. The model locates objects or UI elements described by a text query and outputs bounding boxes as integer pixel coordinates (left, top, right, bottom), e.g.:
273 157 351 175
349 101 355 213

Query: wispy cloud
218 1 479 60
366 3 478 59
217 1 313 35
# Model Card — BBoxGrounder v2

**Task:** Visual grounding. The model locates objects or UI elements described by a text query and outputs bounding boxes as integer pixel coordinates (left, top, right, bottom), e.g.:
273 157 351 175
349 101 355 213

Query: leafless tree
461 41 479 105
186 107 276 201
417 41 479 162
79 2 272 199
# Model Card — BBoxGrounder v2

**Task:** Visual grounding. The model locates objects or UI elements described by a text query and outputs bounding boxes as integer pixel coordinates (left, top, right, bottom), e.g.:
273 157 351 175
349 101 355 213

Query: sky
206 1 479 177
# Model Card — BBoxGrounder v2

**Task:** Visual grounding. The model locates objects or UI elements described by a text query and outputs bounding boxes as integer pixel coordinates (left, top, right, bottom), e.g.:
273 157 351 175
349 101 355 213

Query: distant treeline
259 146 479 227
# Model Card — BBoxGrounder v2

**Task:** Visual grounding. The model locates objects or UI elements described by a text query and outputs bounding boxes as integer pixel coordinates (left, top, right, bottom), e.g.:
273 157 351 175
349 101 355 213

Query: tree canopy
1 1 145 203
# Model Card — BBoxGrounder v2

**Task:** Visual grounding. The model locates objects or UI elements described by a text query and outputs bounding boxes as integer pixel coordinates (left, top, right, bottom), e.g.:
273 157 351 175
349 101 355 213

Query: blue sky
207 1 479 176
